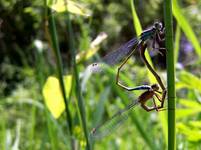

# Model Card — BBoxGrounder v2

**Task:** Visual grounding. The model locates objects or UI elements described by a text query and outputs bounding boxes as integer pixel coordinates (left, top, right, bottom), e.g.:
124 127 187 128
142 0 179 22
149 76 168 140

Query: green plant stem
164 0 176 150
48 9 73 139
64 1 91 149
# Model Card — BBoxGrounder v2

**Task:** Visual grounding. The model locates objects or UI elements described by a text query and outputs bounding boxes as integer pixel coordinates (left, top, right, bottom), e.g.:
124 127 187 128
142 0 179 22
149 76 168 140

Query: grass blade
63 0 91 149
173 0 201 58
47 5 73 149
174 24 181 64
130 0 160 85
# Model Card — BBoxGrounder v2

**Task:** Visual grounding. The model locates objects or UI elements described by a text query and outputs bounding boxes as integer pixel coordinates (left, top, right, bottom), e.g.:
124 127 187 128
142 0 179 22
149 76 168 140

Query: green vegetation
0 0 201 149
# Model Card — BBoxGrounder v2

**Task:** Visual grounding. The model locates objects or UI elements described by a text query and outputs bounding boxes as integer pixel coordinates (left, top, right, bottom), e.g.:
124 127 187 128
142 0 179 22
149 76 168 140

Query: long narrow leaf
47 8 73 136
177 71 201 93
174 25 181 64
64 0 91 149
130 0 157 85
173 0 201 58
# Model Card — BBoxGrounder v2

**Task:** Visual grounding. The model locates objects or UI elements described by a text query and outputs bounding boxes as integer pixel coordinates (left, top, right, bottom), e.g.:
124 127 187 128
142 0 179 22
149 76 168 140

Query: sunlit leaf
176 108 201 119
42 75 72 119
176 81 189 90
159 111 168 144
130 0 156 85
176 71 201 92
173 0 201 58
130 0 142 35
63 75 73 96
174 25 181 63
47 0 91 17
177 123 201 142
179 99 201 109
189 121 201 128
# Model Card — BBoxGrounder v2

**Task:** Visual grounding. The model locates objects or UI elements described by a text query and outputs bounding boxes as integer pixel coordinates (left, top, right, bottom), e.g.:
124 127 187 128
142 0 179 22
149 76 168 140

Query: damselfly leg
139 43 167 109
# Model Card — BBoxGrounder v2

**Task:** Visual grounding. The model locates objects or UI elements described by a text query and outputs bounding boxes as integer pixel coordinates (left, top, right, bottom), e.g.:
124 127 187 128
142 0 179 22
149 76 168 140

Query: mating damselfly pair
88 22 167 139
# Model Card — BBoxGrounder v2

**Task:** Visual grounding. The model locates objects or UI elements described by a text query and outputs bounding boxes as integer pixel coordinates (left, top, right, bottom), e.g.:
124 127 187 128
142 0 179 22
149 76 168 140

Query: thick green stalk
48 9 73 138
164 0 176 150
64 1 91 149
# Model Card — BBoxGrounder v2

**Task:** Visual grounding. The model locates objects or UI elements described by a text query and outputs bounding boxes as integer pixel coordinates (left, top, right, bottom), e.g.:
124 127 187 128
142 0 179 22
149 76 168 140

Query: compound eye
154 22 163 30
158 22 163 30
151 84 159 90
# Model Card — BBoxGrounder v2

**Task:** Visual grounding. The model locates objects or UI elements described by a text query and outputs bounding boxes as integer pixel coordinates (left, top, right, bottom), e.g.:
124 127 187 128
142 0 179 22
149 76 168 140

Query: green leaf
174 25 181 64
159 111 168 145
179 99 201 109
189 121 201 128
47 0 91 17
177 123 201 142
130 0 142 35
176 71 201 92
173 0 201 58
42 75 72 119
176 99 201 119
176 108 201 119
92 87 111 126
130 0 156 85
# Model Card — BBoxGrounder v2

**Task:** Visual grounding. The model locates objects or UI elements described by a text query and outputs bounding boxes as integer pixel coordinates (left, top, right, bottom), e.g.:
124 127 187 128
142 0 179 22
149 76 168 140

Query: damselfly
91 84 164 139
89 22 165 70
89 23 167 139
88 22 166 96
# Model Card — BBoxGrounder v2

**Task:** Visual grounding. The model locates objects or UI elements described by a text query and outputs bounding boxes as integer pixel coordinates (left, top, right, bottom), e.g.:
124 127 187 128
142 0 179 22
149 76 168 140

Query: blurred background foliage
0 0 201 149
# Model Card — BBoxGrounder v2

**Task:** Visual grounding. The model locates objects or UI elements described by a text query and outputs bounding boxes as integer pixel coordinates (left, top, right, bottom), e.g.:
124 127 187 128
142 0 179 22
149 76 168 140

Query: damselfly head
91 128 96 134
154 22 163 31
151 84 160 91
87 63 103 73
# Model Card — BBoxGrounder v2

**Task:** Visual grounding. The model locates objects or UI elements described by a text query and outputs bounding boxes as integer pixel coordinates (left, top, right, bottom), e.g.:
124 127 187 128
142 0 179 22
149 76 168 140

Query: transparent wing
90 99 139 139
103 37 139 65
88 37 140 73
